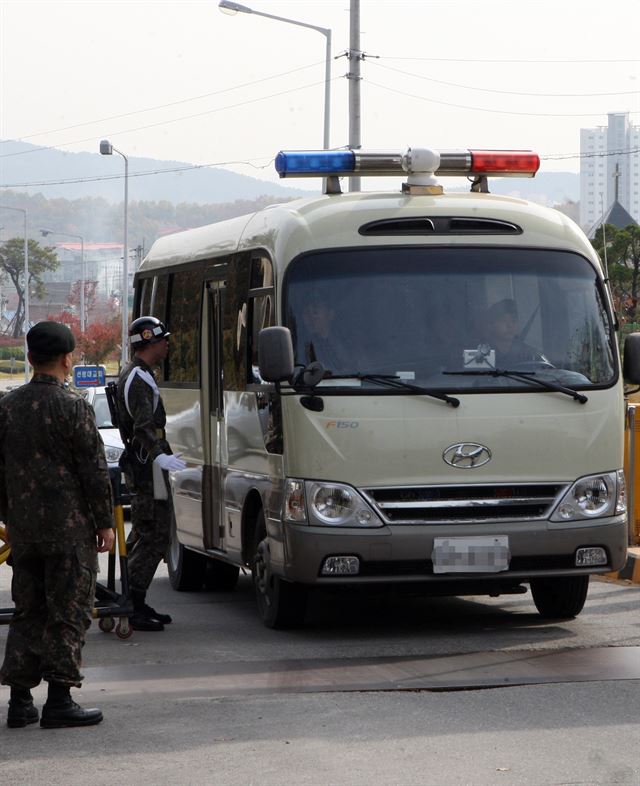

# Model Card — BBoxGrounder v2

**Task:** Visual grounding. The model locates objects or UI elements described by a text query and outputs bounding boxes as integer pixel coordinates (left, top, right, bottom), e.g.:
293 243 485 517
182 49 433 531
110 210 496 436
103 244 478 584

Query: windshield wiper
443 369 588 404
329 373 460 408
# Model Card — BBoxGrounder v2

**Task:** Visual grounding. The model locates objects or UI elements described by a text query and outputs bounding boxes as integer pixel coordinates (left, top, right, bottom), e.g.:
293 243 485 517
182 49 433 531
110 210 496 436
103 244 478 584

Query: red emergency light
468 150 540 176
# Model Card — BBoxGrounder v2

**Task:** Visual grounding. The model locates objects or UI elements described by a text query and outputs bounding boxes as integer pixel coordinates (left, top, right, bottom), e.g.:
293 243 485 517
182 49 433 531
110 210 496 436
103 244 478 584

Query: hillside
0 140 312 203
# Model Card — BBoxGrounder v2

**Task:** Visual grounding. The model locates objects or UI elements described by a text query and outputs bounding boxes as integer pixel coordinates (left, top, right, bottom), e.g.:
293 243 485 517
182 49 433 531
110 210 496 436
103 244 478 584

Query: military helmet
129 316 170 347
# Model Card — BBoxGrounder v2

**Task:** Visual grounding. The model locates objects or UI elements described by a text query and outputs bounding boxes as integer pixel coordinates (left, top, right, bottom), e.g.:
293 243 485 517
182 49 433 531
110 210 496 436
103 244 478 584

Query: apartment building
579 112 640 230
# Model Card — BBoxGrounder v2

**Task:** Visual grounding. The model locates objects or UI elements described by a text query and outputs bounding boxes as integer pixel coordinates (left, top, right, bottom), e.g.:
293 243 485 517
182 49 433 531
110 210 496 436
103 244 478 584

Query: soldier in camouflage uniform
116 316 185 631
0 321 115 728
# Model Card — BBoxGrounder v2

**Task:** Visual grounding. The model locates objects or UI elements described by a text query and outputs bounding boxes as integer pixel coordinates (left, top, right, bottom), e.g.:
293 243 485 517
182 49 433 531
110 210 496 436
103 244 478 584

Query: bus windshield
283 247 616 392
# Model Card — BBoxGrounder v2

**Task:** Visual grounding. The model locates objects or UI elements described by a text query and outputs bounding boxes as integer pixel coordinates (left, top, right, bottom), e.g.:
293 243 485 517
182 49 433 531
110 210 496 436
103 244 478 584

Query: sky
1 0 639 193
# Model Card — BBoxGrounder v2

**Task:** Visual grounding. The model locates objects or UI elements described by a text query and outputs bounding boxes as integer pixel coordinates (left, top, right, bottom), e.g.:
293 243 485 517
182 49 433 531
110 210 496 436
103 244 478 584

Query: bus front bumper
273 515 629 586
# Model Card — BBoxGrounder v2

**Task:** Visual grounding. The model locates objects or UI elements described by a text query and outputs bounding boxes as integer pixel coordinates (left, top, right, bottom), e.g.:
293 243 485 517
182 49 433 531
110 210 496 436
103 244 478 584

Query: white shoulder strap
124 366 159 417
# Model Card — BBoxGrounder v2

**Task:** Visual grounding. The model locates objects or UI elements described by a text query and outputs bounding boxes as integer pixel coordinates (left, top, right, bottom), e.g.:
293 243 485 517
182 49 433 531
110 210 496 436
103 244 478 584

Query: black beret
27 321 76 356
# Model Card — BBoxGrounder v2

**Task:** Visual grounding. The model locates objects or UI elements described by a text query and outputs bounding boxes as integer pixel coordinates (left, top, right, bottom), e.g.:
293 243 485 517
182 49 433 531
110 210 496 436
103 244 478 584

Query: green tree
0 238 59 337
591 223 640 323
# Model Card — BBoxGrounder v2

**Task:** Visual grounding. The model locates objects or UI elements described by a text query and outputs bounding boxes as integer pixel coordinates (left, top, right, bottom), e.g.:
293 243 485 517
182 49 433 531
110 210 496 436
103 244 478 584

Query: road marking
81 646 640 699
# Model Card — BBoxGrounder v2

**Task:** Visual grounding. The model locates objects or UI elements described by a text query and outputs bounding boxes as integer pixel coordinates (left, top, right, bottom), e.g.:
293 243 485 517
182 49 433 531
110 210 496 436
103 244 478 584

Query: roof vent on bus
359 216 523 236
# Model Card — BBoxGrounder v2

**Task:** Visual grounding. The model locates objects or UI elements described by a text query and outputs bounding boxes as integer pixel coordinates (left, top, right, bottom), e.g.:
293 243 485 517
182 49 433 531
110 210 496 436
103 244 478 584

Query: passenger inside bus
483 298 548 368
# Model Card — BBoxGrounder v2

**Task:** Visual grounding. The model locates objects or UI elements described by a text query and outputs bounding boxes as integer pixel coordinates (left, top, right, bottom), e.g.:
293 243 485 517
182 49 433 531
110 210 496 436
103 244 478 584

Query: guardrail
625 403 640 546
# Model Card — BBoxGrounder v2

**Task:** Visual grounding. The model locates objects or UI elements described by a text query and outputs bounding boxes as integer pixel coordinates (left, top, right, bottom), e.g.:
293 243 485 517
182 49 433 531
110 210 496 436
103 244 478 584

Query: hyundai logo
443 443 492 469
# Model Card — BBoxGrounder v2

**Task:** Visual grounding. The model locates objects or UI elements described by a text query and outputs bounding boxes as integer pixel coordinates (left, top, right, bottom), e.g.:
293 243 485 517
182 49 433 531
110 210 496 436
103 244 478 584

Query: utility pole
348 0 362 192
134 244 144 270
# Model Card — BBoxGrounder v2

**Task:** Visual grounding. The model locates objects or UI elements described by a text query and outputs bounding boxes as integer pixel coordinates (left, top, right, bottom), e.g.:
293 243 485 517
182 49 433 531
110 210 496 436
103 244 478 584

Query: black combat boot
40 682 103 729
130 589 164 631
140 602 172 625
7 686 39 728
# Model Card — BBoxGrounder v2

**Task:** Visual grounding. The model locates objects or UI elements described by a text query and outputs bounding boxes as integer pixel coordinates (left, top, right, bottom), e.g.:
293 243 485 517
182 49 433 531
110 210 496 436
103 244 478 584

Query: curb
605 547 640 584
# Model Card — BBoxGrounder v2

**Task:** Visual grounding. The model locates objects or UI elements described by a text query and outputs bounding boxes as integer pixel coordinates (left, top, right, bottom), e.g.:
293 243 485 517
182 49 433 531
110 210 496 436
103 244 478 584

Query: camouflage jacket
116 358 170 483
0 374 114 545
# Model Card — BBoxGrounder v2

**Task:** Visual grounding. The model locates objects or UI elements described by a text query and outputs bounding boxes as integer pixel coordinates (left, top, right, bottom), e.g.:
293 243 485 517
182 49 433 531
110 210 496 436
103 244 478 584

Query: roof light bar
275 148 540 179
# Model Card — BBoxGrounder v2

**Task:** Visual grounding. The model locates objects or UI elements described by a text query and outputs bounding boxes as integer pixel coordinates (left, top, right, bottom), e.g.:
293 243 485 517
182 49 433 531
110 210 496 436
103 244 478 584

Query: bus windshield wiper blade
330 373 460 407
443 369 588 404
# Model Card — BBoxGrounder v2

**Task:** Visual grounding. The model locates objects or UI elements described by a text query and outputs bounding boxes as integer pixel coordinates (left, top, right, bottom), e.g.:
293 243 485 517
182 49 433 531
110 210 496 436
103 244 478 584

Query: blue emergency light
275 150 355 176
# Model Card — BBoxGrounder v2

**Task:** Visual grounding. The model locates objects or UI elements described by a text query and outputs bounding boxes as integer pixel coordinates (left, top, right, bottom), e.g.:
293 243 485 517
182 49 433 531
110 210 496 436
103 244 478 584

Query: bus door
202 276 226 552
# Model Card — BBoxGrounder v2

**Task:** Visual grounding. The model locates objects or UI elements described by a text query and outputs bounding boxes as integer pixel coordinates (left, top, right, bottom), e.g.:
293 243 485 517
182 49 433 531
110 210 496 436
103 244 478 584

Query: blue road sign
73 365 106 388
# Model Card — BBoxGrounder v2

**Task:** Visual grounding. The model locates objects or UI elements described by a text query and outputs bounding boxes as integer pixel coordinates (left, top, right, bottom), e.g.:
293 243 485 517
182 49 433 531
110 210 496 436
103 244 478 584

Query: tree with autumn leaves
46 309 121 366
78 318 121 365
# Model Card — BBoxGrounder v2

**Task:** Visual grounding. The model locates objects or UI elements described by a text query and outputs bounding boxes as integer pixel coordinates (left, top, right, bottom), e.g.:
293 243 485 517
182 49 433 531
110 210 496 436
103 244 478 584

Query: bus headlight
308 482 382 527
283 479 384 527
550 471 625 521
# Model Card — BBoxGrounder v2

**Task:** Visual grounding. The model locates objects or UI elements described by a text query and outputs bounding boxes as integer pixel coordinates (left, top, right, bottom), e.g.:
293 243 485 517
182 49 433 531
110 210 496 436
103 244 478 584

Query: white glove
154 452 186 472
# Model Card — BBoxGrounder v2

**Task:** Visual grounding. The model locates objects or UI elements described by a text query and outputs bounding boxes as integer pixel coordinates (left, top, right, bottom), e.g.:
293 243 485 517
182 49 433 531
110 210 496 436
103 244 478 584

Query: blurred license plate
432 536 510 573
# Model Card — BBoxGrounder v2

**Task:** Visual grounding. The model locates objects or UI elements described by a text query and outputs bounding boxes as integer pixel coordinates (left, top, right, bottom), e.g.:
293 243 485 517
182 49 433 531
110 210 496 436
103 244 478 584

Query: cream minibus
133 147 636 627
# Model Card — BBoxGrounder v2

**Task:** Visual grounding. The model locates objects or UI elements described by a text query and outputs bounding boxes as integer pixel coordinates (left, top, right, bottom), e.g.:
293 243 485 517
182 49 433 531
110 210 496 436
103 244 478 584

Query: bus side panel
164 388 205 551
223 391 285 566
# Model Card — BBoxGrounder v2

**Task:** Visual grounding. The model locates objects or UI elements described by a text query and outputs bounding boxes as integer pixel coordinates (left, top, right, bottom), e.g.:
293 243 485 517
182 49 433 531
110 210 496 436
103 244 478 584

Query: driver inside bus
484 298 548 368
299 295 347 373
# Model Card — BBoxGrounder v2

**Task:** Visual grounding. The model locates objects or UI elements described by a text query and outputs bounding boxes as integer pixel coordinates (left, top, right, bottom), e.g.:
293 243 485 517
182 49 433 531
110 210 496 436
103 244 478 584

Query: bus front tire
530 575 589 619
252 511 307 629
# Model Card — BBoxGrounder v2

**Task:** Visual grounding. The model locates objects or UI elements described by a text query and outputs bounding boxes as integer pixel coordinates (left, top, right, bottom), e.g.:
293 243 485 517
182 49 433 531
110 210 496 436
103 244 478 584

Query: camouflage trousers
126 492 172 594
0 541 97 689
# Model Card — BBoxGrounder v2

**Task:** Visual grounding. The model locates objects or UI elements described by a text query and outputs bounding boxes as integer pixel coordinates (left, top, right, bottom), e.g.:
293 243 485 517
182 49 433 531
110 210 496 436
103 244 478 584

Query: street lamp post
40 229 86 333
0 204 29 383
218 0 331 151
99 140 129 369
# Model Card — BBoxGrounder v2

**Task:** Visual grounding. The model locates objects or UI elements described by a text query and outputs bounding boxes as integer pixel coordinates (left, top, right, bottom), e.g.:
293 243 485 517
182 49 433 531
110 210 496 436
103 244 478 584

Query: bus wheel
252 510 307 629
204 559 240 591
530 575 589 619
167 515 206 591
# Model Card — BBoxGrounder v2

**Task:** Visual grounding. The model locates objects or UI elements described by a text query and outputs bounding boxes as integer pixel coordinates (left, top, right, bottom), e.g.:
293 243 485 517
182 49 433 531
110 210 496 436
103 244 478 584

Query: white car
81 385 131 505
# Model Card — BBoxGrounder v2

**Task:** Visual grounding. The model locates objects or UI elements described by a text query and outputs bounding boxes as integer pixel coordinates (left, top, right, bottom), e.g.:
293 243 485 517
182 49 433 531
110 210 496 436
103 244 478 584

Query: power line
369 60 640 98
0 60 326 144
543 147 640 161
0 76 341 160
380 56 640 64
0 158 275 189
365 78 640 118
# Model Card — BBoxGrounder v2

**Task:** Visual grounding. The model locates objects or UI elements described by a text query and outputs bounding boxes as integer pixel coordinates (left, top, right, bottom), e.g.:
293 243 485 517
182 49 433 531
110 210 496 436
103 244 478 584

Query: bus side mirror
259 326 294 382
623 332 640 384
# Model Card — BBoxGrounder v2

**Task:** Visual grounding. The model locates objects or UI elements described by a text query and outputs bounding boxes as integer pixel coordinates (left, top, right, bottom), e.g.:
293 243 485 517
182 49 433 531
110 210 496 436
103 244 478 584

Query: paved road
0 561 638 786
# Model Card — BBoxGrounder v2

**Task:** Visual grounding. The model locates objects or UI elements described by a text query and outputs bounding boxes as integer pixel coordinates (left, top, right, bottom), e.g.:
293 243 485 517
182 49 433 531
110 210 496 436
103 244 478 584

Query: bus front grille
362 483 567 524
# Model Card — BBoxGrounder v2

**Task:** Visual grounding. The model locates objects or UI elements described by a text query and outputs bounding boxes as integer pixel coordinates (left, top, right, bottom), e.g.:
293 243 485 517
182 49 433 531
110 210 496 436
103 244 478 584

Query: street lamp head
218 1 253 15
40 229 52 237
99 139 113 156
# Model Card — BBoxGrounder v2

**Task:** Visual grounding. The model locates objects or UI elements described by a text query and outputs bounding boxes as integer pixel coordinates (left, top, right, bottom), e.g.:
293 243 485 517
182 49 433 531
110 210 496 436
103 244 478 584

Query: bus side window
166 268 202 384
149 274 169 381
223 254 250 391
248 256 275 384
137 276 152 317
